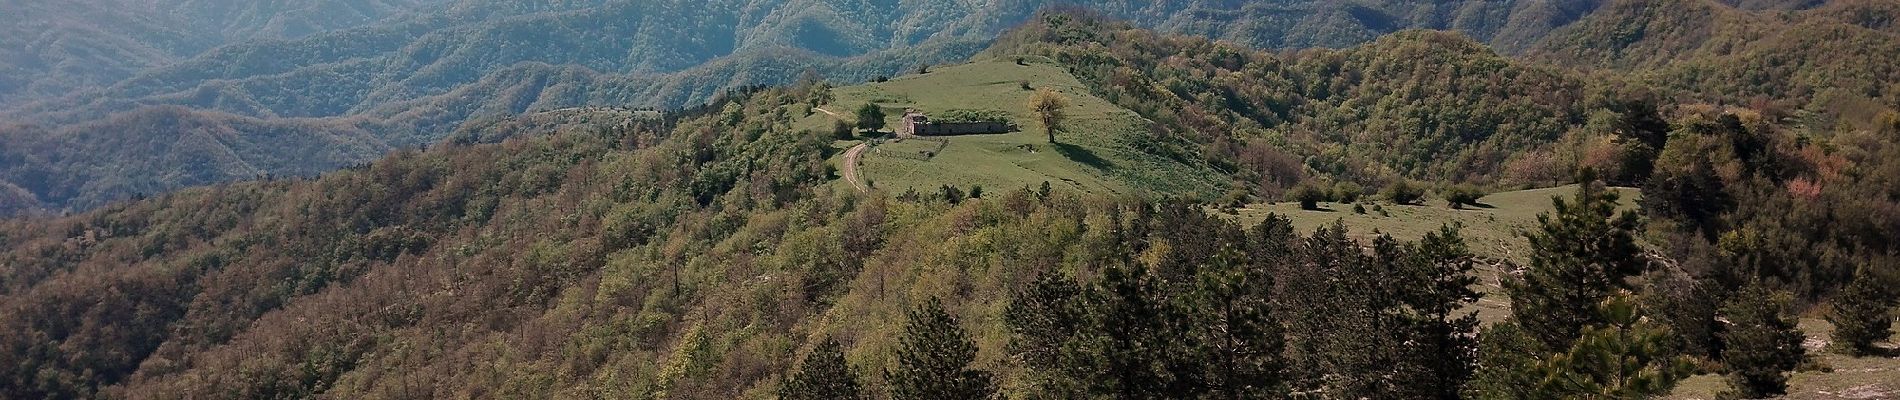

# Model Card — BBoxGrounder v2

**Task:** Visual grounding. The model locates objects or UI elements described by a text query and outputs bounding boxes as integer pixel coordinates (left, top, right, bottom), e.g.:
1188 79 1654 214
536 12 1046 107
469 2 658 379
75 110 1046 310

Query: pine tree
889 297 995 400
1717 282 1806 399
1464 322 1544 400
1093 264 1173 398
1395 226 1483 399
779 338 863 400
1183 252 1286 399
1530 295 1693 399
1507 179 1649 350
1828 270 1894 357
1277 223 1379 393
1003 272 1091 397
1471 180 1686 399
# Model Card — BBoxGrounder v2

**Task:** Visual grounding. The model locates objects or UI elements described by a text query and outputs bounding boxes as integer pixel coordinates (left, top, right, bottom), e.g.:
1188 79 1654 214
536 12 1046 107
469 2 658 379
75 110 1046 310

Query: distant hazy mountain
0 0 445 106
0 0 1615 215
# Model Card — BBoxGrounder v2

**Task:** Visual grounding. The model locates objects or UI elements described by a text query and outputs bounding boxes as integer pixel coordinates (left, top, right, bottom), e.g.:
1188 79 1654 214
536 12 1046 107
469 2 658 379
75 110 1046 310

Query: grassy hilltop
805 58 1226 198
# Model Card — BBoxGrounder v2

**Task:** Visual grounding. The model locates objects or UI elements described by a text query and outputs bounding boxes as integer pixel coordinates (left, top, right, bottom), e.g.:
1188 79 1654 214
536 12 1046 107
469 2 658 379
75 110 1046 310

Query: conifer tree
1507 178 1648 350
1093 264 1173 398
1395 226 1483 399
1003 272 1091 396
779 338 863 400
1828 270 1894 357
1717 282 1806 399
889 297 995 400
1183 251 1286 399
1471 180 1687 399
1464 322 1544 400
1529 295 1693 399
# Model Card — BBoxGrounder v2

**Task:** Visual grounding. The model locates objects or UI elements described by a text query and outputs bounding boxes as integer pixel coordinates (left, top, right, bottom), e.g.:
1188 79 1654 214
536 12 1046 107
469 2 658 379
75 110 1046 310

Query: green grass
1228 184 1642 324
1229 184 1641 263
804 57 1225 197
1666 318 1900 400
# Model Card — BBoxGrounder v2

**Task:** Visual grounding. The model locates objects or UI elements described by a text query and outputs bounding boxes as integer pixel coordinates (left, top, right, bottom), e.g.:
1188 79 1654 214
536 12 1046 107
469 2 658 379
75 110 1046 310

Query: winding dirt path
842 142 870 193
816 106 870 193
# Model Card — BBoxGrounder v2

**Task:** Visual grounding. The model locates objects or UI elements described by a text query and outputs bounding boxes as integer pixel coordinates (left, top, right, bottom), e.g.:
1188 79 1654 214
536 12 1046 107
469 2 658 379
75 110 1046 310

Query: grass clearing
804 58 1225 197
1228 184 1642 324
1666 318 1900 400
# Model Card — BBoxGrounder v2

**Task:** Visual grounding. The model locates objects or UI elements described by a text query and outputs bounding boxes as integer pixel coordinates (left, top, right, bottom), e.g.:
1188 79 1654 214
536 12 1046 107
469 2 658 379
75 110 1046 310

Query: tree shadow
1053 142 1114 170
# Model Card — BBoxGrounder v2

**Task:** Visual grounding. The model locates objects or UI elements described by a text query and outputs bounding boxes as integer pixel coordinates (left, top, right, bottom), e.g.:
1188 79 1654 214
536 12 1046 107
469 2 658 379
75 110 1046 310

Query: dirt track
842 142 869 193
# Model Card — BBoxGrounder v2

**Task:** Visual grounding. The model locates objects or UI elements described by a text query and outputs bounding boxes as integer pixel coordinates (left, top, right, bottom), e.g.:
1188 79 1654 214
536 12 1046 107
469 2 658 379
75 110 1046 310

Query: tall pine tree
1828 270 1894 357
1182 248 1287 399
1003 272 1091 397
1392 226 1483 399
1717 282 1806 399
889 297 995 400
779 337 863 400
1470 179 1689 399
1508 178 1649 350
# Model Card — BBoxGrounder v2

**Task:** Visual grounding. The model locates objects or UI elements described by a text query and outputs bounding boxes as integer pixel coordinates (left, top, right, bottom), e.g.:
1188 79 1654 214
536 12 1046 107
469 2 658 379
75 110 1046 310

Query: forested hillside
1527 0 1900 113
3 9 1900 398
0 0 444 106
0 0 1601 216
989 16 1602 190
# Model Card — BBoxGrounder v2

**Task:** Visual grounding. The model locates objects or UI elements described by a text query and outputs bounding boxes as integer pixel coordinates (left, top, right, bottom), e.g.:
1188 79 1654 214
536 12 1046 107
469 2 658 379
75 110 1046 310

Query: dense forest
0 0 1607 216
2 1 1899 399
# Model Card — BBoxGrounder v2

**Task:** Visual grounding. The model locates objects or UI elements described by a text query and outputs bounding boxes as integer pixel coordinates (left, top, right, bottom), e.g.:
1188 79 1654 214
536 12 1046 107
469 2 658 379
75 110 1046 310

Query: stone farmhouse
898 110 1018 136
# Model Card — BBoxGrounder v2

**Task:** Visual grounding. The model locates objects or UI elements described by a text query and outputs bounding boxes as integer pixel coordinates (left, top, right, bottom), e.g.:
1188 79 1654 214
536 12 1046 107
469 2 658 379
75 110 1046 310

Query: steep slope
0 85 842 399
1525 0 1900 111
0 107 393 212
0 0 1610 216
987 14 1603 189
0 0 445 107
9 0 1602 125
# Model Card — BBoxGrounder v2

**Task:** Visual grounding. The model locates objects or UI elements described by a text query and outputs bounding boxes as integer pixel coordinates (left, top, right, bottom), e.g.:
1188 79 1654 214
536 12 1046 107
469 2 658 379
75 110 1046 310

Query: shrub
1384 180 1425 205
1289 184 1329 210
831 120 854 140
1219 188 1250 208
1332 182 1365 203
1442 185 1487 209
940 185 965 204
1828 272 1895 357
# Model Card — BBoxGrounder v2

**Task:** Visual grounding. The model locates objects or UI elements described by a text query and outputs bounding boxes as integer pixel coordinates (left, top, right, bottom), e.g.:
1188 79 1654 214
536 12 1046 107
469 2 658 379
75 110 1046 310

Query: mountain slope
987 14 1603 188
0 0 1611 216
0 0 445 106
0 107 393 211
1525 0 1900 111
9 0 1604 125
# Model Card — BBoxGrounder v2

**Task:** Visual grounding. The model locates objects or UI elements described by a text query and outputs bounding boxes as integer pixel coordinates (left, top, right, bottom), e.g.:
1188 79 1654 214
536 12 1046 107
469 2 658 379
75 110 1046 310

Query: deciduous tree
1027 88 1070 143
